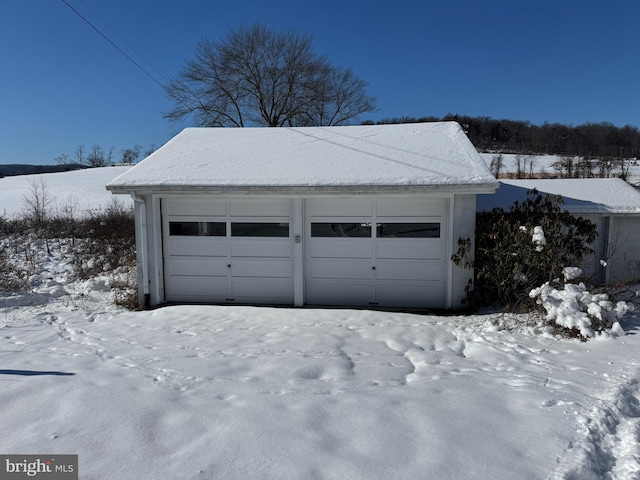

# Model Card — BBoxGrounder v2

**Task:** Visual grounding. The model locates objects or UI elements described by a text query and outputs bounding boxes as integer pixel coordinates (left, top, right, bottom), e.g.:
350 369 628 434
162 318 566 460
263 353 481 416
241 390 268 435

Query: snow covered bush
0 243 29 294
1 195 138 308
452 190 597 311
529 267 633 340
71 200 136 280
72 200 138 308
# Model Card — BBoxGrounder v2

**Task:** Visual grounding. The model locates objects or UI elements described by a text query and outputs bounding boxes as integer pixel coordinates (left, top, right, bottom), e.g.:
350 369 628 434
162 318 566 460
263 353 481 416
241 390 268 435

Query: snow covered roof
106 122 497 194
477 178 640 215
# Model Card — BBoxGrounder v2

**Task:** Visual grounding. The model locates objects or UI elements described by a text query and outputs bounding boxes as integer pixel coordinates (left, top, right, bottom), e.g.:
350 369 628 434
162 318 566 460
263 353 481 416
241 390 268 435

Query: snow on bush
532 225 546 252
529 267 633 339
562 266 582 281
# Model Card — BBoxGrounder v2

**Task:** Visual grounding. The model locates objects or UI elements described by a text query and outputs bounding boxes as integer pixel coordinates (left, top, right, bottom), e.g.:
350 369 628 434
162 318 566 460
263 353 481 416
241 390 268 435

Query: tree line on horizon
375 114 640 159
0 143 158 178
54 144 157 168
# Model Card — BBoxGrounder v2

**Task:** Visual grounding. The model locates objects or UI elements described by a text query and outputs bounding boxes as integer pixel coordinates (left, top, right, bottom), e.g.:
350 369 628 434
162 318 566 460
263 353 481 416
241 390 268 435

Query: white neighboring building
477 178 640 284
107 122 497 309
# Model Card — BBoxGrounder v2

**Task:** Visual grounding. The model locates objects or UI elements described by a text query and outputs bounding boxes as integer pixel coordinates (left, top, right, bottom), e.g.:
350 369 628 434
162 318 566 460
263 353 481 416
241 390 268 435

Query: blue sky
1 0 638 165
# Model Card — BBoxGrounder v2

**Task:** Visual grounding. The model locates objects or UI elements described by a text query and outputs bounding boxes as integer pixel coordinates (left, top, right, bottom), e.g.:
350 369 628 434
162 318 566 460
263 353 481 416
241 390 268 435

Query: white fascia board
106 182 499 197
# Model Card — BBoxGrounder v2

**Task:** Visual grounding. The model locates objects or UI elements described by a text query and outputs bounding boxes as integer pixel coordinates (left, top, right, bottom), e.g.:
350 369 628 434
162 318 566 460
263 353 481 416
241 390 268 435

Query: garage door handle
227 264 231 268
372 266 376 271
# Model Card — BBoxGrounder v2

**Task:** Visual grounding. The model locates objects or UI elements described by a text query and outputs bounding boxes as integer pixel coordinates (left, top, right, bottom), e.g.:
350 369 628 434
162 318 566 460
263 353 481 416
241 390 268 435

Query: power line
75 0 170 83
60 0 169 94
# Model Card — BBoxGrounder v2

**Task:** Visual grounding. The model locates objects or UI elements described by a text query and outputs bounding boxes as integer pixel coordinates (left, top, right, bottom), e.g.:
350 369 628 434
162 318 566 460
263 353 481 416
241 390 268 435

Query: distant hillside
0 165 132 218
0 164 87 178
376 115 640 159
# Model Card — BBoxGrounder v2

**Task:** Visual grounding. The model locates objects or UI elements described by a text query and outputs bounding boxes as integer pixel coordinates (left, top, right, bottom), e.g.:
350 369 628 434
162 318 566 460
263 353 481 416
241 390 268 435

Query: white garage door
163 198 294 304
305 198 447 308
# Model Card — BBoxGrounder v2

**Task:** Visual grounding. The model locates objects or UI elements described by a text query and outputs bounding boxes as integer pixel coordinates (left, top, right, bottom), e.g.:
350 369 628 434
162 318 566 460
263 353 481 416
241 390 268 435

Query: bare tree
552 156 576 178
577 157 595 178
87 145 105 167
121 145 143 164
143 144 157 158
74 145 86 166
294 65 376 126
23 178 52 226
106 146 116 165
563 156 575 178
164 23 376 127
524 155 537 178
54 153 71 166
618 158 630 181
514 155 524 178
490 154 504 177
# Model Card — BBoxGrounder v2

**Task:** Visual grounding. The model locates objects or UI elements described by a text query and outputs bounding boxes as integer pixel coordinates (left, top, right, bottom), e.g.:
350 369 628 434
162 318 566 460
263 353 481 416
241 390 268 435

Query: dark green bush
452 190 597 311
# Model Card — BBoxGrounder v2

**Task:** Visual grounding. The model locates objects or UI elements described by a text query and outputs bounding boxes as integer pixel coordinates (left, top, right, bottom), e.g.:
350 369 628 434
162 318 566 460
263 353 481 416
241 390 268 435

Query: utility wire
60 0 170 94
75 0 170 83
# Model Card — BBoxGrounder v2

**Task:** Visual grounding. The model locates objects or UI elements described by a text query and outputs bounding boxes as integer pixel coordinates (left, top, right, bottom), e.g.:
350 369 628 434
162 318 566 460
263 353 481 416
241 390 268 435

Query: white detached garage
107 122 497 309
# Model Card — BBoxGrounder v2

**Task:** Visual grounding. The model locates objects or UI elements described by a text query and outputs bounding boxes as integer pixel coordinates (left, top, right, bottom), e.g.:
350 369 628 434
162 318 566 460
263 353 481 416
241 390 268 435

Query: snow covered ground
1 239 640 479
0 166 132 218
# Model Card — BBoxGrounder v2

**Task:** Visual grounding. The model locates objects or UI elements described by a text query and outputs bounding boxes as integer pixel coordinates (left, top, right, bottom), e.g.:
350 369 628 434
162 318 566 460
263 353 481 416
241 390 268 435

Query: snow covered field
479 153 640 186
1 168 640 479
0 166 132 218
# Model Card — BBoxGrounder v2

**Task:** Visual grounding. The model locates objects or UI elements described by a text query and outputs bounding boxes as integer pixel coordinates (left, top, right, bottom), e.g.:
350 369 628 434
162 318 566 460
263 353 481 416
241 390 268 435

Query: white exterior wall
132 195 147 308
450 194 476 309
606 216 640 284
577 214 607 284
132 193 164 308
568 214 640 286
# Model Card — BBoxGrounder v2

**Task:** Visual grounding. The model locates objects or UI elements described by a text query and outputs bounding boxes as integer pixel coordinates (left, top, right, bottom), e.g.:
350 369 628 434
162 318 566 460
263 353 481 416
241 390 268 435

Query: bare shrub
110 269 139 309
71 199 136 283
2 197 138 308
0 245 29 295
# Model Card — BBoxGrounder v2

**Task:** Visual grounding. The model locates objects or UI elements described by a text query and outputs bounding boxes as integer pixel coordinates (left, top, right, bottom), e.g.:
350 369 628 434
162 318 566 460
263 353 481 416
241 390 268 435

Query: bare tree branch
164 23 376 127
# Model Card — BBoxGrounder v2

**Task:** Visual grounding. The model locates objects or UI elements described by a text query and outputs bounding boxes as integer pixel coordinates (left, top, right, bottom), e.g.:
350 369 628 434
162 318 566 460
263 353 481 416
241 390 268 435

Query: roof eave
106 181 499 196
564 207 640 216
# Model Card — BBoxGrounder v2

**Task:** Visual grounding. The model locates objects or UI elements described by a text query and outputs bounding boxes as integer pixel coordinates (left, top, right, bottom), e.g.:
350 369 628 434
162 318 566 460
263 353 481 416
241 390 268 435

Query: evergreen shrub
452 190 597 311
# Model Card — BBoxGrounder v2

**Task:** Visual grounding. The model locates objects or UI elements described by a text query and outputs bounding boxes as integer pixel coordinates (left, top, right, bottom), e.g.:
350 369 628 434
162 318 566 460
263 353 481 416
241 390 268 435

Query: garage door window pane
231 223 290 237
169 221 226 236
311 223 372 237
377 223 440 238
